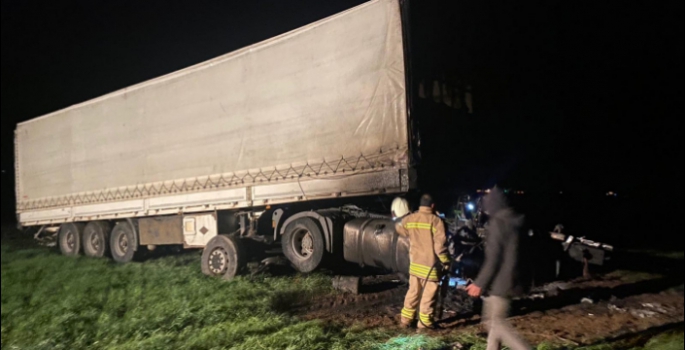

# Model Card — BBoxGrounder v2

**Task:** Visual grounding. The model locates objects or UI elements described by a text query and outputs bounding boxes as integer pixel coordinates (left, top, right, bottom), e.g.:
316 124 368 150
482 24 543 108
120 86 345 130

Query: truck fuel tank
343 218 410 274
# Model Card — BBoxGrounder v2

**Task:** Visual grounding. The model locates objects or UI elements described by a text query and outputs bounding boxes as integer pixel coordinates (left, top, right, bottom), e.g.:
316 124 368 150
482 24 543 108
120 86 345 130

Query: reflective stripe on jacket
396 206 450 282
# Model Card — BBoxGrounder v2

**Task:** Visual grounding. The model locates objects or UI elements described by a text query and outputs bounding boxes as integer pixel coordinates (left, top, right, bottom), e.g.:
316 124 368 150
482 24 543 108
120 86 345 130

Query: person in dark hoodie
466 188 531 350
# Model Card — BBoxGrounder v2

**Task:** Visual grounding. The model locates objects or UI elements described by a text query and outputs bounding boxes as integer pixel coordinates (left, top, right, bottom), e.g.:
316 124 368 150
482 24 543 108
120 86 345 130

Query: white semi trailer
15 0 418 279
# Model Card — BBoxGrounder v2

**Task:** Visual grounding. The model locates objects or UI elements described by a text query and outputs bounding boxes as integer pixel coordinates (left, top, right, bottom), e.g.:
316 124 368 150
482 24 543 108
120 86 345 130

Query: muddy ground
292 251 685 347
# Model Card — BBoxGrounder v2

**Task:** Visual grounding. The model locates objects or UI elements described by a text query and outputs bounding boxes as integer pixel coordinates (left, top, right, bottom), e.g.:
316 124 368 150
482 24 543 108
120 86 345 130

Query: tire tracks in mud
292 273 684 347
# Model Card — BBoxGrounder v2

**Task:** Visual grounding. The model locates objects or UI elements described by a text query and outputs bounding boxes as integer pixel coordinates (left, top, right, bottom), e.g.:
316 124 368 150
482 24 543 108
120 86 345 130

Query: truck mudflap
343 218 410 274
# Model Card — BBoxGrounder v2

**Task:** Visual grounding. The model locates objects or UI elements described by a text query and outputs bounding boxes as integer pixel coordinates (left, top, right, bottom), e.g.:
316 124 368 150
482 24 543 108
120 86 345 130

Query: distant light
476 189 482 193
467 203 475 211
560 191 564 195
485 189 492 194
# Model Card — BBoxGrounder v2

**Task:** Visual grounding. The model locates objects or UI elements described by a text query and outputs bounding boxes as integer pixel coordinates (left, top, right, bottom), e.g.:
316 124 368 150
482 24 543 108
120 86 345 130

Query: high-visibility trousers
400 275 440 328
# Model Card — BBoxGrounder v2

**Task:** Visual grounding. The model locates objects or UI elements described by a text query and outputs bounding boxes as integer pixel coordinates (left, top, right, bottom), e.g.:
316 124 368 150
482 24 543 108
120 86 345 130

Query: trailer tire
110 222 138 263
282 218 325 273
58 223 85 257
202 235 245 281
83 221 111 258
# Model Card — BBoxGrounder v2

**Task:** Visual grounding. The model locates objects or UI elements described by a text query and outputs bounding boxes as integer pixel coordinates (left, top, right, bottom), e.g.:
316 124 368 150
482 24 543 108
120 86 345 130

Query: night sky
2 0 683 240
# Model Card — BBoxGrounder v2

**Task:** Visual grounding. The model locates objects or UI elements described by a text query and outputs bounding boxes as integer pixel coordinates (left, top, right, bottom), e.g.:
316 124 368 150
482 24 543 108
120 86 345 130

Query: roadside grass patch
3 241 682 350
1 242 373 350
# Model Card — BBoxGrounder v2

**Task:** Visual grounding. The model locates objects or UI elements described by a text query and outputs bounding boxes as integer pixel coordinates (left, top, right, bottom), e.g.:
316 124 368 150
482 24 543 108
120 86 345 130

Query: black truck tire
58 223 85 257
282 218 325 273
110 222 138 263
83 221 111 258
201 235 246 280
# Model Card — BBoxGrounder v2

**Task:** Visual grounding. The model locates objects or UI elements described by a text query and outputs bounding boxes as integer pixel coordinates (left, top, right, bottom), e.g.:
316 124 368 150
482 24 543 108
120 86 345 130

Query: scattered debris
33 226 59 247
642 303 672 315
333 276 361 295
545 288 561 298
529 293 546 301
262 256 288 266
534 281 571 293
450 342 465 350
297 272 683 347
448 277 470 288
609 304 628 313
248 256 289 275
557 337 580 347
630 309 659 319
608 302 675 319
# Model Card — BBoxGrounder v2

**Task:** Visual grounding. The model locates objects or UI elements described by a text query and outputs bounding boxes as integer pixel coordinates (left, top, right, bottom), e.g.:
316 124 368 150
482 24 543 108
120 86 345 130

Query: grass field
1 241 438 350
1 240 682 350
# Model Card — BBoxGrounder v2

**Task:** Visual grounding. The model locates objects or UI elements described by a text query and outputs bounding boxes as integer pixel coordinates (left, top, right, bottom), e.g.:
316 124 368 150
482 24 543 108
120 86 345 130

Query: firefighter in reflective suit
396 194 451 329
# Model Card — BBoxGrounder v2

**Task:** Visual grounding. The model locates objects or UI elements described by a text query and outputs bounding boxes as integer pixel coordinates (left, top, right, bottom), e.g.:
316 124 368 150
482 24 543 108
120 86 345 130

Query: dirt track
294 271 684 347
507 288 684 345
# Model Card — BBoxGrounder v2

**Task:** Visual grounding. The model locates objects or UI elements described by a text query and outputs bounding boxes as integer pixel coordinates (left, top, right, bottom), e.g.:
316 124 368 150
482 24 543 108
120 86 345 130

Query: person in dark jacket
466 188 530 350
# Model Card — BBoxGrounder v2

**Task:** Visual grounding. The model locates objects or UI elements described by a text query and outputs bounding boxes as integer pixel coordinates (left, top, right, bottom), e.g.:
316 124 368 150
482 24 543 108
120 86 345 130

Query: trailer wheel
201 235 245 280
83 221 111 258
282 218 325 273
110 222 138 263
58 223 85 257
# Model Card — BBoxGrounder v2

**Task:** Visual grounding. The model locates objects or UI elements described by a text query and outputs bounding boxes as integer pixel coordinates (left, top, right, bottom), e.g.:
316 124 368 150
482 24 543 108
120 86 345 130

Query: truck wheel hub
209 248 228 275
65 231 75 250
118 234 129 253
91 234 101 251
297 231 314 258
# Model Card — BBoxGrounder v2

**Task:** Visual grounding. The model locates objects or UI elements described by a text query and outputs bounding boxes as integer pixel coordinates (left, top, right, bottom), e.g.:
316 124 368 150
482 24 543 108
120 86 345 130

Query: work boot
399 318 414 329
417 322 444 333
416 324 445 335
416 326 441 335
